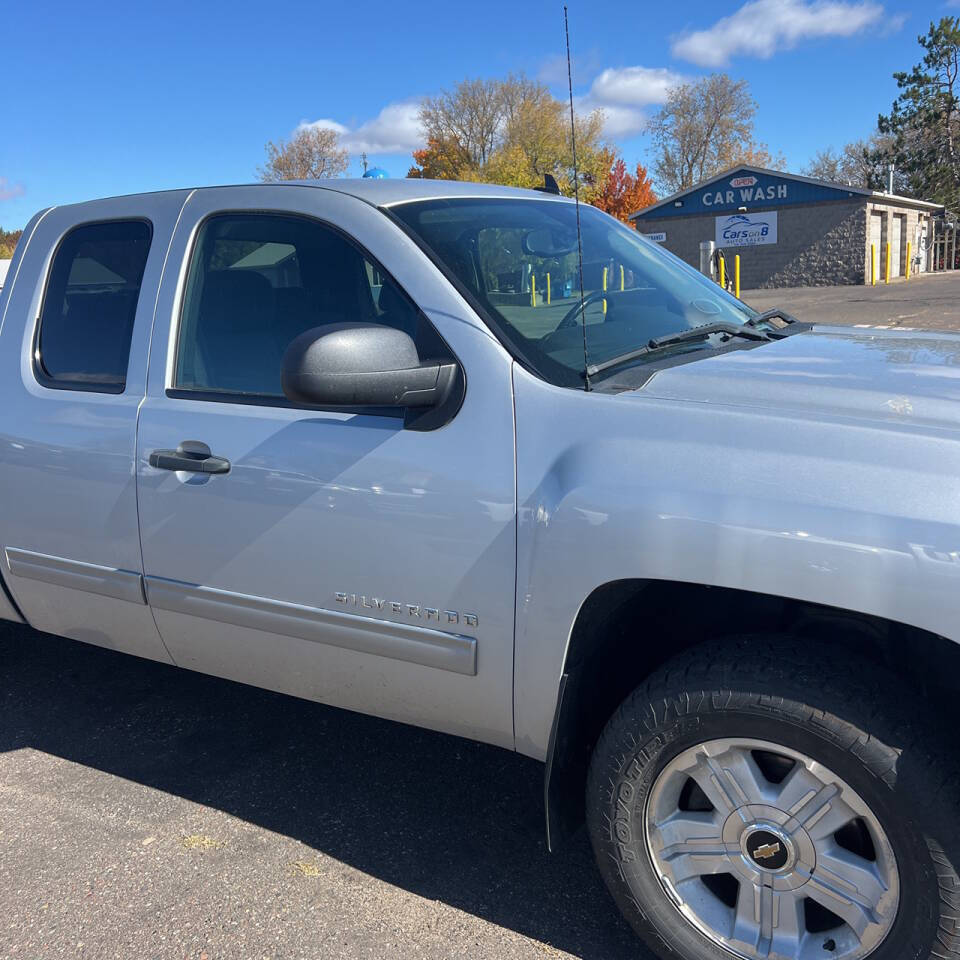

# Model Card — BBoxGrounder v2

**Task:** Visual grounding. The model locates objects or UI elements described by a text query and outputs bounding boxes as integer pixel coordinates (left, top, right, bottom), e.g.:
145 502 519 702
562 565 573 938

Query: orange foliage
406 136 472 180
593 155 657 223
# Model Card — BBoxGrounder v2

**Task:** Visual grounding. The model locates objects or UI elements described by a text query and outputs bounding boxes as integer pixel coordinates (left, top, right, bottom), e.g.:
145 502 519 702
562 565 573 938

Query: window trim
32 217 154 395
164 386 405 420
167 209 463 426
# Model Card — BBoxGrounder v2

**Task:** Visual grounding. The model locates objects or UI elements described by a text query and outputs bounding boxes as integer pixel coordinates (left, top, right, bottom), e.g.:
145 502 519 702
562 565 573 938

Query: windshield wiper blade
585 321 769 378
647 321 770 350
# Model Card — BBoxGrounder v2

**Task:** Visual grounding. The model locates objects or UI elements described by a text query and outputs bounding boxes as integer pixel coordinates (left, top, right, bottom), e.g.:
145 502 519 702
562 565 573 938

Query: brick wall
636 200 870 288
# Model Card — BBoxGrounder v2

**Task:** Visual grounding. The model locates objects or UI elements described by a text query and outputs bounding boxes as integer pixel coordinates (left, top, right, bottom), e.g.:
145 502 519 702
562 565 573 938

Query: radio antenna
564 5 591 391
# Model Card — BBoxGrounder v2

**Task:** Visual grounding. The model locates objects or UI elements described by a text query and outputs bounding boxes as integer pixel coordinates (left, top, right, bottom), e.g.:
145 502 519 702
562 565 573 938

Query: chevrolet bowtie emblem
753 842 782 861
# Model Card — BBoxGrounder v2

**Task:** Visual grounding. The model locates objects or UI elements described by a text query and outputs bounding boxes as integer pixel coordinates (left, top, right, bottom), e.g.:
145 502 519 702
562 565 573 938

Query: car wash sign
716 211 778 247
704 175 788 209
632 167 865 221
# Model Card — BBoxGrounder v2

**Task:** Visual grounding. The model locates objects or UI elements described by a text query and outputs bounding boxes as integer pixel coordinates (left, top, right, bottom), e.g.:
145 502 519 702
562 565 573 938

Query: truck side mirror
281 323 458 409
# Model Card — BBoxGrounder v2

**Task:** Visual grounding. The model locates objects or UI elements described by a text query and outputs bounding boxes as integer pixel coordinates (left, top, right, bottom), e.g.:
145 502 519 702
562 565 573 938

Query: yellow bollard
531 273 536 307
885 242 891 284
546 272 551 304
905 242 911 281
871 243 876 286
718 255 725 290
734 255 740 299
602 266 608 314
620 264 625 291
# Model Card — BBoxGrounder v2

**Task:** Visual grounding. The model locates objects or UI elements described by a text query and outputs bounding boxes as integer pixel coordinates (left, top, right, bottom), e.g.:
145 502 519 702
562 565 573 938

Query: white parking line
851 324 918 331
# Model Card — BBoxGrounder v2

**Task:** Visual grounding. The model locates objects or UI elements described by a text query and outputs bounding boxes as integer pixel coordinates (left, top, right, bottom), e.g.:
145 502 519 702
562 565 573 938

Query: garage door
890 216 902 278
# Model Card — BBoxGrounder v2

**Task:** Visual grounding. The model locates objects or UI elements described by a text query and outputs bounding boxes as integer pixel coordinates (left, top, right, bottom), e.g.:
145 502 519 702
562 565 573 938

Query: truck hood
638 325 960 431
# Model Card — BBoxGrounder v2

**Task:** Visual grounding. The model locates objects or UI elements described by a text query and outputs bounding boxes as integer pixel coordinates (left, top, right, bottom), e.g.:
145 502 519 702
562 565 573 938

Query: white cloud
0 177 24 202
301 118 349 136
589 66 687 106
300 101 422 156
297 66 684 157
577 66 688 138
671 0 884 67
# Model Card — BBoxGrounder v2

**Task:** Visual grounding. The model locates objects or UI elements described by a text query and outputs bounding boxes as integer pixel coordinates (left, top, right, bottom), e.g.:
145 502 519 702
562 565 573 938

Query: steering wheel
554 289 610 332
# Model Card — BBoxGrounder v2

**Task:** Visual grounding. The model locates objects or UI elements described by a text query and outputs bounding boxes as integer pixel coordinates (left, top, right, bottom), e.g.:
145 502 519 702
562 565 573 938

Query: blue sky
0 0 948 230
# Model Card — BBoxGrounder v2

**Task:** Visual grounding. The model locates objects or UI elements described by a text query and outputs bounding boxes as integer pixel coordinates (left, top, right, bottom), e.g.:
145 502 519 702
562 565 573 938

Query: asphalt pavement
742 270 960 330
0 622 645 960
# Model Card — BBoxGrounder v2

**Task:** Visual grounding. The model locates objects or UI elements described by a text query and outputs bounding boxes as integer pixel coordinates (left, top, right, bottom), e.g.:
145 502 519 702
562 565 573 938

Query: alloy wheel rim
644 738 900 959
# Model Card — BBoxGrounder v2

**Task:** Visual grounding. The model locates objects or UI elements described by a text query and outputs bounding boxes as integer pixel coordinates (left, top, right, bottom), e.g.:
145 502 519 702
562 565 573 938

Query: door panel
0 192 190 660
137 186 517 747
890 216 902 278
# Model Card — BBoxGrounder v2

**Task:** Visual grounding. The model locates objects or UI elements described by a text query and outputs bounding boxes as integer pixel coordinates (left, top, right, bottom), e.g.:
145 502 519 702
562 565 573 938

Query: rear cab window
35 220 152 393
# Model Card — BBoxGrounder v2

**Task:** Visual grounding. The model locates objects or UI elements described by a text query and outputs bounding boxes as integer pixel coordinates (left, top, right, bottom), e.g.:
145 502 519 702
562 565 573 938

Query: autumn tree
647 74 784 194
407 135 474 179
878 17 960 206
418 74 544 170
257 127 349 182
408 73 608 200
484 98 608 199
804 146 856 184
803 134 906 190
0 228 22 259
593 154 657 222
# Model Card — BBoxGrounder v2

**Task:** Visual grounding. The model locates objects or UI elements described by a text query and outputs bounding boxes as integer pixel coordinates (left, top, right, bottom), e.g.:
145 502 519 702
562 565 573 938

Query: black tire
585 635 960 960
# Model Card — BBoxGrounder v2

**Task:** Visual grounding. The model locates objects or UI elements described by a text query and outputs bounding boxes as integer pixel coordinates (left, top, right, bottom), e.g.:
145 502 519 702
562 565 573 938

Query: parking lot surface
742 271 960 331
0 623 646 960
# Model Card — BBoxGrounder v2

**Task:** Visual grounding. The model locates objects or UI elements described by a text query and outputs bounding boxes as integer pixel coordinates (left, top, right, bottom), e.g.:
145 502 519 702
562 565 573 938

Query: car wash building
629 166 942 288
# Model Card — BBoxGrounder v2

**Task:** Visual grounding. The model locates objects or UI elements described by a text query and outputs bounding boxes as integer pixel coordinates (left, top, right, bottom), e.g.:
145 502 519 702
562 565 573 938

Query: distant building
0 260 10 292
629 166 942 288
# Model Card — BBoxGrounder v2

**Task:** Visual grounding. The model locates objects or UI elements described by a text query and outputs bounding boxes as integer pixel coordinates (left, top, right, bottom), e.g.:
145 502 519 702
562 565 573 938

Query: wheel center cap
743 825 793 872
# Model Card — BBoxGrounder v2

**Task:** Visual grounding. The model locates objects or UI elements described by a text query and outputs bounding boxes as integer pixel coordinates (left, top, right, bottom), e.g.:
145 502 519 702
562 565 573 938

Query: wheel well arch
544 577 959 850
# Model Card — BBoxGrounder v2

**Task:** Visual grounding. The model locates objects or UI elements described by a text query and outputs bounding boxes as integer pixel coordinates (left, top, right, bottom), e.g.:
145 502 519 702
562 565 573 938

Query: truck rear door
0 192 189 662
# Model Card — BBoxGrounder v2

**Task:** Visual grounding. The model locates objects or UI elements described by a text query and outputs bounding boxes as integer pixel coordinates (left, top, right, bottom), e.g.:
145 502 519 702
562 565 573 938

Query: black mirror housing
281 323 458 410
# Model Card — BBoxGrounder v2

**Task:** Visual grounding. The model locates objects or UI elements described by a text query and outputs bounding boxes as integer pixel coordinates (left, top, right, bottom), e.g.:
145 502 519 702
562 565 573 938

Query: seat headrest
200 270 274 333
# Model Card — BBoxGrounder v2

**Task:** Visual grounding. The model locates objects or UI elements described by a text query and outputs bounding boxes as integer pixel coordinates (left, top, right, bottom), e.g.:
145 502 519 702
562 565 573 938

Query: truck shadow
0 623 646 960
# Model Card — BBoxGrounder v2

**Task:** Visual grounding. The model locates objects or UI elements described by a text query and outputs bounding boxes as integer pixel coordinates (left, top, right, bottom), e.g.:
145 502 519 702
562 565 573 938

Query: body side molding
5 547 146 605
145 576 478 676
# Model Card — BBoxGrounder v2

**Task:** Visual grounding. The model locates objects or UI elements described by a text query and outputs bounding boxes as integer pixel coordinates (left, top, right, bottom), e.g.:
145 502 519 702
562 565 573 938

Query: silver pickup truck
2 179 959 960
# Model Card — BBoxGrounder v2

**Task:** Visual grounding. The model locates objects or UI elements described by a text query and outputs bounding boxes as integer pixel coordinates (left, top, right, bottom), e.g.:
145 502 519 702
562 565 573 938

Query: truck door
0 193 190 661
135 185 517 748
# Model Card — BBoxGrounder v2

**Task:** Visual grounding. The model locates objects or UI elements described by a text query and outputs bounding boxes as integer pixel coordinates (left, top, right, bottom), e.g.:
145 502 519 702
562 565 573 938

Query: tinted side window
174 213 446 399
37 220 152 392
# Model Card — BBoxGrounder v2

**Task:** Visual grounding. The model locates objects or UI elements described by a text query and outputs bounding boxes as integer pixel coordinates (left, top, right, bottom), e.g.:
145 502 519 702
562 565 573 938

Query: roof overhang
629 165 942 221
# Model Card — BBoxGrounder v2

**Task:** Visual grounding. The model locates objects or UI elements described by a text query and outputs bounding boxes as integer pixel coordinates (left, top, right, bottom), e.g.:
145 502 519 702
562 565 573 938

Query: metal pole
885 242 891 284
735 255 740 299
871 244 876 285
905 241 911 281
699 241 716 278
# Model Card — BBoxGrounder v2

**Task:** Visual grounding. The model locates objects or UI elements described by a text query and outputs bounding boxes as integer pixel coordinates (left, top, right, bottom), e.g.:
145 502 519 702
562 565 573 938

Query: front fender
512 364 960 760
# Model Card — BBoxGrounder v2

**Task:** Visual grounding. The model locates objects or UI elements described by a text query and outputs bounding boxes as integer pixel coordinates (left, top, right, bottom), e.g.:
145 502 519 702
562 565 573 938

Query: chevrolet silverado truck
2 179 959 960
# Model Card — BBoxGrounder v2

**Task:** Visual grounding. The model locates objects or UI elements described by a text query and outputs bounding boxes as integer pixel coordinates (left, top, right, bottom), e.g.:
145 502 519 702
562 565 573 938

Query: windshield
391 197 758 387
